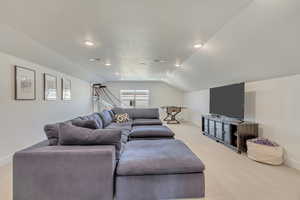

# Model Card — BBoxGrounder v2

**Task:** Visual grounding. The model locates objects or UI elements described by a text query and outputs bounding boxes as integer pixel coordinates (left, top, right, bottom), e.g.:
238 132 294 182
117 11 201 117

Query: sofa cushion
58 123 123 159
108 110 115 119
129 125 174 139
112 108 160 119
59 123 121 145
132 108 159 119
44 123 60 145
117 140 205 176
105 122 132 131
111 107 124 114
105 122 133 143
44 120 73 145
99 110 114 127
72 120 98 129
132 118 162 126
80 113 103 129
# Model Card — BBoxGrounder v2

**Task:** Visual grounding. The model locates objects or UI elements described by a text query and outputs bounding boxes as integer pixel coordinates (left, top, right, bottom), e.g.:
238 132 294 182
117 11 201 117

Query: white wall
244 75 300 170
0 52 92 166
184 75 300 170
183 90 209 127
105 81 185 119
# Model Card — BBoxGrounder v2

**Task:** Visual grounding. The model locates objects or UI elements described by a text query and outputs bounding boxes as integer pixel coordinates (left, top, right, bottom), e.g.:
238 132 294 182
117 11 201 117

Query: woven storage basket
247 138 284 165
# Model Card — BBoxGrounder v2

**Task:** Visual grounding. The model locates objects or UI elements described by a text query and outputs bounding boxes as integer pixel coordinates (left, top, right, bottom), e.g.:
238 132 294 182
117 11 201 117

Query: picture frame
44 73 57 101
61 78 71 100
15 66 36 100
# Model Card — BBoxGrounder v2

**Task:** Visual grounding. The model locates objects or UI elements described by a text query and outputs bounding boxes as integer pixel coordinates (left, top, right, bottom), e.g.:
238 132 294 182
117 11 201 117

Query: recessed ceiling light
89 58 101 62
85 41 95 46
194 43 203 49
105 63 111 66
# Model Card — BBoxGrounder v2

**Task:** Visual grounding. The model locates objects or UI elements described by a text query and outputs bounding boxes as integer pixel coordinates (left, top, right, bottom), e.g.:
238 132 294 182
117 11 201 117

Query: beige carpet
0 163 12 200
1 122 300 200
168 123 300 200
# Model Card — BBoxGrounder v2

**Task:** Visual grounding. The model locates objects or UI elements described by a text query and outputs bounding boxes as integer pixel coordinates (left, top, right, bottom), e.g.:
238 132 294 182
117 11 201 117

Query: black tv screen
210 83 245 119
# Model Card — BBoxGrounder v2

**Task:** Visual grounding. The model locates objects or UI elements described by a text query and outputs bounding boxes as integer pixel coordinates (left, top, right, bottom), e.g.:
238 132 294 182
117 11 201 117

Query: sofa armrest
13 145 116 200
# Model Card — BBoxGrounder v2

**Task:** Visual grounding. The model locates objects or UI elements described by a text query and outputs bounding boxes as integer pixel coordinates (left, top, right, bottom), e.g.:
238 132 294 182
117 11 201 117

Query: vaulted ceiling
1 0 300 91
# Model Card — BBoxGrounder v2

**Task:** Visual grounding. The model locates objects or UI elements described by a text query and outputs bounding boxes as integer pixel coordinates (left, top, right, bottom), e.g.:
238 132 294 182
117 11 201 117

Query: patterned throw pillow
115 113 130 123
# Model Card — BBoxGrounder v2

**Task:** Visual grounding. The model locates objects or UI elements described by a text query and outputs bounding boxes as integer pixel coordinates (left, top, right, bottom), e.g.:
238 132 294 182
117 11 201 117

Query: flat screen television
209 83 245 120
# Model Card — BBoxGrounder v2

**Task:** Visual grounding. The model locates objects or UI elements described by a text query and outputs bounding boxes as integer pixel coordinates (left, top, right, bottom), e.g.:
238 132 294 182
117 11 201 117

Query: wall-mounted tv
209 83 245 119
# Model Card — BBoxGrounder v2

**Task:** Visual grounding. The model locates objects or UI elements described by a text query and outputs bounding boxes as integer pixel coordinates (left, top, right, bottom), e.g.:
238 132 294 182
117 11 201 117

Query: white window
120 90 150 108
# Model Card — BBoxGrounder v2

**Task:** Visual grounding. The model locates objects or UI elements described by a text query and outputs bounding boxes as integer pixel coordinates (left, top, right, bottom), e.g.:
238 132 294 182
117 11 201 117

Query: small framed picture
15 66 36 100
62 78 71 100
44 73 57 100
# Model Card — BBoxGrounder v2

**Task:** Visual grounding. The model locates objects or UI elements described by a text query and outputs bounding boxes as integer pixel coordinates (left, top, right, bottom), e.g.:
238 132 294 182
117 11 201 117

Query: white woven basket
247 139 284 165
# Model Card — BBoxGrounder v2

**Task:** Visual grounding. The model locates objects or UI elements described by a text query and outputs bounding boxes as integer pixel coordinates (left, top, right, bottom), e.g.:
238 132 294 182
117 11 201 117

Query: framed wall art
15 66 36 100
44 73 57 100
62 78 71 100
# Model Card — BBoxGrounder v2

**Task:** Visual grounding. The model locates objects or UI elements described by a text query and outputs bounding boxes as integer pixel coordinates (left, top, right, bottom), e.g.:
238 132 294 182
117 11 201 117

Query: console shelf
201 115 258 153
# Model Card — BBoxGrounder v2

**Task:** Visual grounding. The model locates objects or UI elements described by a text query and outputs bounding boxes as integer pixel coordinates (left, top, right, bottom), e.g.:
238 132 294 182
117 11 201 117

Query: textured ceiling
2 0 299 92
0 0 251 90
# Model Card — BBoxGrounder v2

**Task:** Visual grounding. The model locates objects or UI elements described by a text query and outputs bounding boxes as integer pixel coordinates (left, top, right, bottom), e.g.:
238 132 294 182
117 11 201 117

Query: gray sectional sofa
13 108 205 200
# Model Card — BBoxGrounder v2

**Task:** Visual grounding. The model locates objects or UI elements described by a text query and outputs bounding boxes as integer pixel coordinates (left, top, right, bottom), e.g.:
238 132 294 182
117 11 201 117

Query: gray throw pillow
58 123 123 158
108 110 115 121
44 119 78 145
72 119 98 129
80 113 103 129
44 123 60 145
99 110 113 127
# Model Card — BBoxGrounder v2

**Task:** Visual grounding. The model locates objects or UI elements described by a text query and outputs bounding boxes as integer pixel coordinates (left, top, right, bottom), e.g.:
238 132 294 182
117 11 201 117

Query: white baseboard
189 120 300 171
285 158 300 171
0 154 13 167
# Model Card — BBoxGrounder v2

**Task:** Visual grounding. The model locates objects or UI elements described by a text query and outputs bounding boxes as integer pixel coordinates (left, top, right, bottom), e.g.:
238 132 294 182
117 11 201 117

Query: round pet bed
247 138 284 165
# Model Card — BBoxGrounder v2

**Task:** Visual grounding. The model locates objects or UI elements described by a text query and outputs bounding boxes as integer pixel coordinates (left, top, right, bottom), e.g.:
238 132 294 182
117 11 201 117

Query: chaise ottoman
115 139 205 200
129 125 175 140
